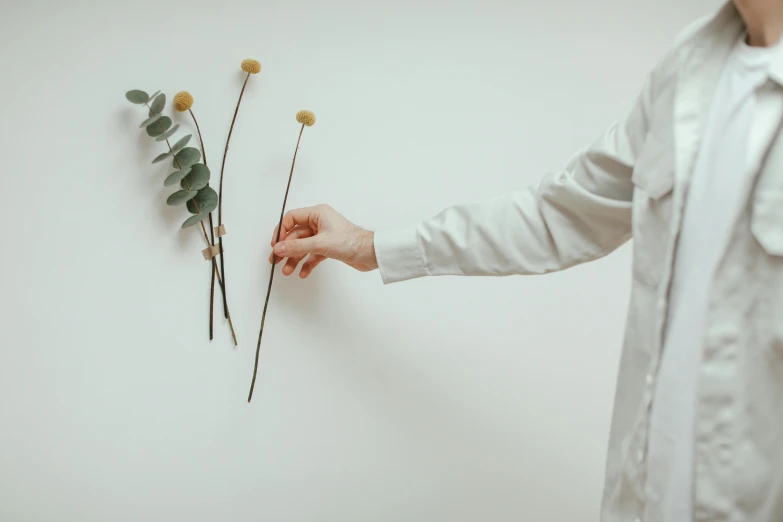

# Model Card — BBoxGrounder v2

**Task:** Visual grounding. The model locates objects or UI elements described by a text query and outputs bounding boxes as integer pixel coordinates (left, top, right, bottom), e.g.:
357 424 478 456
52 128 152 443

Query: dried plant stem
147 102 237 345
189 108 221 342
189 109 208 166
215 264 237 345
248 124 305 403
200 222 237 346
216 72 252 320
207 214 217 340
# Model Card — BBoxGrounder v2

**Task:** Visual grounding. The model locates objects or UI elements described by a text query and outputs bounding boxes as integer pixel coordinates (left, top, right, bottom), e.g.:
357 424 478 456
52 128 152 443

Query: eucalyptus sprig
125 89 237 346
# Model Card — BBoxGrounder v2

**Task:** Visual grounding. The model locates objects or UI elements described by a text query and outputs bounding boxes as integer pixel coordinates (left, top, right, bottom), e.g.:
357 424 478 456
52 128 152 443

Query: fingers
274 235 321 257
269 205 322 262
299 254 326 279
278 232 313 274
267 206 335 272
270 224 283 246
278 253 326 278
279 207 320 238
282 255 305 276
270 224 296 248
269 226 313 264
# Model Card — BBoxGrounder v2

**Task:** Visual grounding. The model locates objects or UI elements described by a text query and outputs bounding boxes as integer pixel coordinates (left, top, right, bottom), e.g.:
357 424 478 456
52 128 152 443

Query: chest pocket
630 134 675 287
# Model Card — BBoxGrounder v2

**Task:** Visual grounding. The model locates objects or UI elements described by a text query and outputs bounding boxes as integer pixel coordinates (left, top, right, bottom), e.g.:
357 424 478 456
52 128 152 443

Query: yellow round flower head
296 110 316 127
173 91 194 112
241 59 262 74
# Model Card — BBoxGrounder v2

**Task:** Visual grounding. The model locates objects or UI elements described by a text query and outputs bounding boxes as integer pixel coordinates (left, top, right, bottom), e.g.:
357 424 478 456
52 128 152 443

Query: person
267 1 783 520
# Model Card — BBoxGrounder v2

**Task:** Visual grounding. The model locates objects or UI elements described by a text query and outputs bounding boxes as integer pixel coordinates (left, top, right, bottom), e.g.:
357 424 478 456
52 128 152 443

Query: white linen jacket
373 3 783 521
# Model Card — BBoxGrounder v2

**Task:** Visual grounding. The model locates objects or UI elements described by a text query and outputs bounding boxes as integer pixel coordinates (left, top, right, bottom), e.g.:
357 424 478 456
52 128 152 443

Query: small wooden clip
214 224 227 237
201 244 221 261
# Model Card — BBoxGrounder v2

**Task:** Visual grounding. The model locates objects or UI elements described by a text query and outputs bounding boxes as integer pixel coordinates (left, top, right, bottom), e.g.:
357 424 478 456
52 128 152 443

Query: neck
747 25 783 47
736 1 783 46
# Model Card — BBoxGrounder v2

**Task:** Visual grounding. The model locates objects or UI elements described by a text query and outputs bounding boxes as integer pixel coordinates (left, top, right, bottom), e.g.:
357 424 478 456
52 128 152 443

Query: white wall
0 1 720 521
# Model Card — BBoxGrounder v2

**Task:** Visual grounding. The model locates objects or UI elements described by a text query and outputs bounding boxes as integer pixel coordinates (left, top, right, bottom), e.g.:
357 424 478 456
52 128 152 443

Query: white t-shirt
644 36 779 522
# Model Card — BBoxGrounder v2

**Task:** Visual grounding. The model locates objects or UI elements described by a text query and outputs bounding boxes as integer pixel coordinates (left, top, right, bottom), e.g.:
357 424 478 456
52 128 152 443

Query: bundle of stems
125 88 238 344
125 59 261 343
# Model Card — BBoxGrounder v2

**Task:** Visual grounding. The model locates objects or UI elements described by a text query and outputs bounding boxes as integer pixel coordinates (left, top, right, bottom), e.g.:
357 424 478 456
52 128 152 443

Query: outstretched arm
374 110 646 283
269 69 654 282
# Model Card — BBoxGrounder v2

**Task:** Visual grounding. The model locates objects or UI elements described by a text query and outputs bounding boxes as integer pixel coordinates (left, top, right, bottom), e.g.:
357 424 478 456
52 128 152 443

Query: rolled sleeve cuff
374 226 428 284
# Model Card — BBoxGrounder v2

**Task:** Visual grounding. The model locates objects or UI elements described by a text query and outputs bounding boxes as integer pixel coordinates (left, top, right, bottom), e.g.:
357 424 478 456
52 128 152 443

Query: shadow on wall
271 269 568 496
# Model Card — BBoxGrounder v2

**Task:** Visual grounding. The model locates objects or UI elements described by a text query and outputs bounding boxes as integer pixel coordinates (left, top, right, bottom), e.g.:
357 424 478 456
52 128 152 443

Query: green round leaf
140 113 163 128
182 213 208 229
181 163 210 191
155 123 180 142
163 166 192 187
146 116 172 137
152 150 173 164
148 90 161 102
126 90 149 104
148 93 166 116
171 134 192 153
186 186 218 215
172 147 201 169
166 190 198 206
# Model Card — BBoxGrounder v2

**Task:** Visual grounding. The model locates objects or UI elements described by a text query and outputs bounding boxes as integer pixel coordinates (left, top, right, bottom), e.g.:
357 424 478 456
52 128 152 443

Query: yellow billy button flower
295 110 316 127
241 59 261 74
173 91 194 112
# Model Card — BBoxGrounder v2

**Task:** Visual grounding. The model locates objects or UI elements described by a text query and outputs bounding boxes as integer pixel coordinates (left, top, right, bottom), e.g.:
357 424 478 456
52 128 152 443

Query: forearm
375 177 632 284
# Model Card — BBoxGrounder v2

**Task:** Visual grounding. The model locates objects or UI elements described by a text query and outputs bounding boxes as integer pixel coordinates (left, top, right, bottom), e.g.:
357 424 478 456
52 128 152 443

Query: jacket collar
704 1 783 86
671 3 745 188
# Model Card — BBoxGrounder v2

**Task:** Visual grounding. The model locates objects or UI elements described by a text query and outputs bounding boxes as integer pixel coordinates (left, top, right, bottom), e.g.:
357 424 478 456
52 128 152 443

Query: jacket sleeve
373 73 654 285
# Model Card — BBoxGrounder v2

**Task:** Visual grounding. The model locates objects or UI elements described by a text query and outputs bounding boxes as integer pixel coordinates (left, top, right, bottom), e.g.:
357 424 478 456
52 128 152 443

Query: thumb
274 236 320 256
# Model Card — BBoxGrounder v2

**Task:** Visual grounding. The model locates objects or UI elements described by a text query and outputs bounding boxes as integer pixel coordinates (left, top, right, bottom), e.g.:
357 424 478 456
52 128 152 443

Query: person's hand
268 204 378 278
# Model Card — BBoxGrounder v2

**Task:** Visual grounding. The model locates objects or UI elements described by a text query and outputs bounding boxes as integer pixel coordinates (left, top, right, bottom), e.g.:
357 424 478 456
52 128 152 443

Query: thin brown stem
248 124 305 403
189 109 207 165
188 108 219 341
219 73 250 226
214 260 237 345
207 216 217 340
217 72 252 320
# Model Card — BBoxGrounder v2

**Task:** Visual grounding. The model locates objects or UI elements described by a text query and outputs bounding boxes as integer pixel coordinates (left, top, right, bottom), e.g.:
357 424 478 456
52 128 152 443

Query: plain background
0 0 720 520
